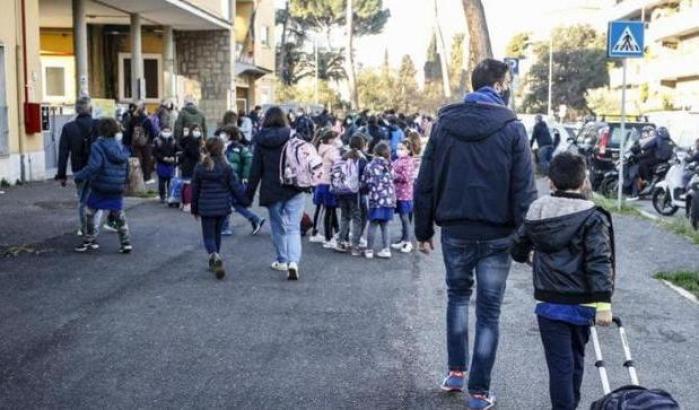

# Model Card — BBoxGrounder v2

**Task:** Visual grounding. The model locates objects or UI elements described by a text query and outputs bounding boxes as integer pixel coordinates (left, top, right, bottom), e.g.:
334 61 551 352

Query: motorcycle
598 142 670 199
687 169 699 230
652 150 698 219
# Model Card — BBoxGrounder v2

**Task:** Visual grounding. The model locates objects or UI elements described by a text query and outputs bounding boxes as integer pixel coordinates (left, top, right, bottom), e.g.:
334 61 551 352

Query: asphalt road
1 183 697 409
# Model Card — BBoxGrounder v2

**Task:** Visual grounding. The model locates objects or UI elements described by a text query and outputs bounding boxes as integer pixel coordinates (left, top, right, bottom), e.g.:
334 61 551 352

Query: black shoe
211 253 225 280
251 218 266 236
287 262 299 281
119 243 132 254
75 241 99 252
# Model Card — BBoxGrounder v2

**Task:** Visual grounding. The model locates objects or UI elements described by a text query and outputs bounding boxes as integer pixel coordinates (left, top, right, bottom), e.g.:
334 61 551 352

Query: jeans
222 201 262 232
267 193 305 264
441 231 512 394
338 197 362 247
367 221 389 251
85 207 129 245
398 212 411 242
201 216 226 254
76 181 101 234
539 145 554 174
538 316 590 410
158 176 172 201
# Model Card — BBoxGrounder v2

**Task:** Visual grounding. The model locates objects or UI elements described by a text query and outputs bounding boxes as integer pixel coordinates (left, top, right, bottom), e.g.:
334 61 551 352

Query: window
0 45 8 156
45 67 66 97
260 25 270 47
41 56 75 104
118 53 162 102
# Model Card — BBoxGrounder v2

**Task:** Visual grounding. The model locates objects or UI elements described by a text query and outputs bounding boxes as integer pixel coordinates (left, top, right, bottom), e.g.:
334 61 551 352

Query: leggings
312 204 323 236
158 176 172 201
324 207 339 241
201 216 226 254
367 221 389 251
398 212 411 242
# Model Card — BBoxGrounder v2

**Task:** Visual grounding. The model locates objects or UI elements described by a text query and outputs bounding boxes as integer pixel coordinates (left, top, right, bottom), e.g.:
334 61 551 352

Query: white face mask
334 138 343 148
219 132 228 140
183 128 190 136
115 132 123 142
193 131 202 138
162 132 173 139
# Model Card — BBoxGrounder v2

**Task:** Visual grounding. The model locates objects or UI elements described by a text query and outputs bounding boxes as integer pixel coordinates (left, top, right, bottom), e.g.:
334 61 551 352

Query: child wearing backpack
191 137 249 280
391 141 415 253
315 129 342 249
362 142 396 259
333 135 368 255
153 126 177 203
511 152 615 410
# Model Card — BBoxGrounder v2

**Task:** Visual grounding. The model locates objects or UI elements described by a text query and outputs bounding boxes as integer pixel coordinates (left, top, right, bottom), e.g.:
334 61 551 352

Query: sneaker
211 253 225 280
351 247 362 257
221 229 234 237
119 243 132 254
271 261 289 271
334 242 349 253
391 241 405 250
251 218 266 236
467 393 496 410
102 223 118 233
440 371 465 392
287 262 299 281
145 178 156 184
359 238 368 248
322 238 337 249
626 196 640 202
401 242 413 254
77 228 84 237
364 250 374 259
75 241 99 252
377 248 392 259
309 233 325 243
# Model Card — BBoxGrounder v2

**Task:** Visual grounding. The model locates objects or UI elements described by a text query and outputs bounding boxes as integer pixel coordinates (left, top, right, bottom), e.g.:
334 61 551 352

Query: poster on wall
92 98 117 119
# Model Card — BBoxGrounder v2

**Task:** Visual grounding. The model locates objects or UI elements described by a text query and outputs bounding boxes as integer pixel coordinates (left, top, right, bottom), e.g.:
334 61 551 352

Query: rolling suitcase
167 177 184 208
589 317 679 410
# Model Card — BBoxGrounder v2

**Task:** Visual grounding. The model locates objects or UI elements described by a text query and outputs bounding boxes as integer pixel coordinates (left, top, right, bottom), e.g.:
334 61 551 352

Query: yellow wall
1 0 43 157
235 2 253 44
41 28 164 55
254 0 275 71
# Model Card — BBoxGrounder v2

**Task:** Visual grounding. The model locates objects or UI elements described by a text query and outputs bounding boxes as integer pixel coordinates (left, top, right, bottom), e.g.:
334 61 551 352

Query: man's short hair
549 152 587 191
471 59 509 91
75 97 92 115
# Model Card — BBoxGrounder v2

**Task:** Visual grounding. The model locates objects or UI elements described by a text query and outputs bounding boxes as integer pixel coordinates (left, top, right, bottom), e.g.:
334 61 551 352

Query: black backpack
590 385 679 410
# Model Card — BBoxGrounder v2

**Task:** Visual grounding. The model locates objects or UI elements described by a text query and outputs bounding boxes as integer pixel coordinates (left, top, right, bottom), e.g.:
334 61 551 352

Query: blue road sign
504 58 519 76
608 21 644 59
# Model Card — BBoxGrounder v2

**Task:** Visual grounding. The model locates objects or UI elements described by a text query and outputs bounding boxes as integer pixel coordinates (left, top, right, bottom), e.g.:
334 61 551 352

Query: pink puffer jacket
318 142 340 185
392 156 414 201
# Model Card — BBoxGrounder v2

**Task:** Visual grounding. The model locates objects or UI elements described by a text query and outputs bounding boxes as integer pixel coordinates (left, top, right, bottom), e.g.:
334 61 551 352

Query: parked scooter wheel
652 188 679 216
601 177 619 199
690 196 699 230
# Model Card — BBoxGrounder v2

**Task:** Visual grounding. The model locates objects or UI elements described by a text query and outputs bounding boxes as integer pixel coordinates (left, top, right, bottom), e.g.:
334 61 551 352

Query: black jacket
511 192 615 305
247 127 304 206
56 114 97 179
73 137 129 196
124 113 158 148
414 102 537 241
153 137 177 164
191 159 249 217
178 136 202 179
531 121 553 148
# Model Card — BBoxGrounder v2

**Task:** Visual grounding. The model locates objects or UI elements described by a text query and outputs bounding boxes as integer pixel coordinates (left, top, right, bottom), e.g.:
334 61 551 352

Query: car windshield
610 125 643 147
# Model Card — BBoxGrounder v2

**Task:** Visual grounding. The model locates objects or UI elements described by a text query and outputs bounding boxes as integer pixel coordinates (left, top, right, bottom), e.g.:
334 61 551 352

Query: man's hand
596 310 613 327
418 239 434 255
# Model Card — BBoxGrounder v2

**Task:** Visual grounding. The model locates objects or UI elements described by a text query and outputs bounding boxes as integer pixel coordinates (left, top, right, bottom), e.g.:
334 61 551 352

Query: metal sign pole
618 58 627 210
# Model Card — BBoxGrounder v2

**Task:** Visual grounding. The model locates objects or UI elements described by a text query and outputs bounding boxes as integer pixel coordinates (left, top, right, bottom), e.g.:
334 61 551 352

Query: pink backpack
280 137 323 188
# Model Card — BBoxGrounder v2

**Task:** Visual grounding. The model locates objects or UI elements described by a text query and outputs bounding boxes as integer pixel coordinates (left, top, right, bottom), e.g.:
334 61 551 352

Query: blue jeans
441 231 512 395
222 201 262 232
267 193 305 264
539 145 554 174
201 216 226 254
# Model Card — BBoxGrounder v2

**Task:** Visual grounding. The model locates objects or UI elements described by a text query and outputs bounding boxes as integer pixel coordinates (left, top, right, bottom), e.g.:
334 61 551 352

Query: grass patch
659 217 699 246
591 194 642 217
0 178 10 187
128 189 158 199
655 271 699 299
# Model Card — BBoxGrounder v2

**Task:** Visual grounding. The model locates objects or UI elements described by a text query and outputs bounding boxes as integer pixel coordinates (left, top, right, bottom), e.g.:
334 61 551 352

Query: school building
0 0 276 183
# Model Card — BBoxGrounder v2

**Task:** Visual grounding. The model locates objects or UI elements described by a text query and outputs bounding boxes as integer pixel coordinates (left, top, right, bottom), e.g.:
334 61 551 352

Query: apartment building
0 0 275 183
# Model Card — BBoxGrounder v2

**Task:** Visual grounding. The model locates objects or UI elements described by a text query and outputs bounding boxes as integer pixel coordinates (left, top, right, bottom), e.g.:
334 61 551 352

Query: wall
253 0 275 72
176 30 233 135
188 0 230 21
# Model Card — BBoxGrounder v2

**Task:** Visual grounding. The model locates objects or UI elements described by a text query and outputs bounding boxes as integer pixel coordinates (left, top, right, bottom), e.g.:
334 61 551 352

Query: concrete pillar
228 0 237 108
72 0 89 97
130 13 143 102
163 26 175 100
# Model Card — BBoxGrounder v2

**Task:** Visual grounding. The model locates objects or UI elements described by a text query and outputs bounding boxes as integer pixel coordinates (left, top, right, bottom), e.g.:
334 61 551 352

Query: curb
659 279 699 305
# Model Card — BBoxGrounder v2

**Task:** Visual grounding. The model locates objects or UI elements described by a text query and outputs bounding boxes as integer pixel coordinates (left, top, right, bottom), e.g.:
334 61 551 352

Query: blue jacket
389 126 405 159
191 159 249 217
414 88 538 241
74 137 129 196
642 128 674 161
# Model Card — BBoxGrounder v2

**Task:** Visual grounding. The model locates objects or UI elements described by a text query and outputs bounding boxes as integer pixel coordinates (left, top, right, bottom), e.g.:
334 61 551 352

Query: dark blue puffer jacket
74 137 129 196
191 159 249 217
414 94 538 241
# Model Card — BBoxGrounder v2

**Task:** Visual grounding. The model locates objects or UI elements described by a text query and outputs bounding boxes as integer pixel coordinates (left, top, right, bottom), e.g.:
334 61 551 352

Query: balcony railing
647 6 699 43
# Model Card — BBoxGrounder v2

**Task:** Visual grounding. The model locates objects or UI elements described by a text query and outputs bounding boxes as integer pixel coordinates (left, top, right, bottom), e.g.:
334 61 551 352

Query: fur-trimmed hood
524 193 597 253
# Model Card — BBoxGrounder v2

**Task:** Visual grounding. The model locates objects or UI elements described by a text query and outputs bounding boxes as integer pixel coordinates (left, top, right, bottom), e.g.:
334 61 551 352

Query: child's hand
596 310 613 327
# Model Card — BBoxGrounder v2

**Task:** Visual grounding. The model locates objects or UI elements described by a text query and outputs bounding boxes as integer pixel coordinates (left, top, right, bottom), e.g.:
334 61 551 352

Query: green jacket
226 142 253 180
175 104 207 139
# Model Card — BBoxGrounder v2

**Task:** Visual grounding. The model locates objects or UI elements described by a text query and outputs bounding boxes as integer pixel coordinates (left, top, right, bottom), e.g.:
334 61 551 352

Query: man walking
55 97 100 236
414 59 537 410
531 114 554 174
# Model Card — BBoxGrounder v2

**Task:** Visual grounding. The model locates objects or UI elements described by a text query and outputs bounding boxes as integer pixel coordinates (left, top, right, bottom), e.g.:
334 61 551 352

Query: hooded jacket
414 90 538 242
510 192 615 305
74 137 129 196
318 142 341 185
175 104 208 140
393 155 414 201
246 127 305 206
191 159 249 217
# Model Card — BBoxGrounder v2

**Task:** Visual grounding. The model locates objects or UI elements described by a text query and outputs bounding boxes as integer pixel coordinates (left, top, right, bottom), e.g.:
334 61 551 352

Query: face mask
397 148 409 158
499 88 511 106
219 132 228 140
334 138 343 148
115 132 123 142
162 132 173 139
193 131 202 138
183 128 190 136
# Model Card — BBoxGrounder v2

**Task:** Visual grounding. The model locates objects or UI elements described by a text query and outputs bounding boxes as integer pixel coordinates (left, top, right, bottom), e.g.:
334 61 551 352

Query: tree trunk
278 1 290 83
462 0 493 84
434 0 451 99
345 0 359 110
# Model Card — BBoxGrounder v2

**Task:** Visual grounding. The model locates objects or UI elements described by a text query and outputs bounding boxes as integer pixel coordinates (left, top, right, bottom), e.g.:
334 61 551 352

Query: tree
522 25 609 117
397 55 419 113
461 0 493 66
424 33 442 82
295 49 347 82
433 0 451 98
505 32 531 58
449 33 466 96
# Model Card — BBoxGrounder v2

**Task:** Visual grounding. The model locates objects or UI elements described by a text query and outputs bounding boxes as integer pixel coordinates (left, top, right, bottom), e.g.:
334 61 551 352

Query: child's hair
311 128 336 148
373 141 391 160
407 131 422 156
202 137 224 171
98 117 120 138
549 152 587 191
346 135 366 160
219 124 241 142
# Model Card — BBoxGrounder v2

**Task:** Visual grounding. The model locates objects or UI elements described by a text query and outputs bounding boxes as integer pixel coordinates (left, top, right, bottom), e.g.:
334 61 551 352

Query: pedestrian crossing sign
608 21 644 58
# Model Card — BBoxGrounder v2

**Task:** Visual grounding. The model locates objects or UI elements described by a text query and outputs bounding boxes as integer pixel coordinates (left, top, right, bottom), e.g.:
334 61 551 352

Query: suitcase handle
590 315 640 395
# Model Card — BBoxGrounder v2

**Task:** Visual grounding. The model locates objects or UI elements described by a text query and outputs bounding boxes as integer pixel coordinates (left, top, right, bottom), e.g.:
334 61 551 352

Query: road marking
659 279 699 305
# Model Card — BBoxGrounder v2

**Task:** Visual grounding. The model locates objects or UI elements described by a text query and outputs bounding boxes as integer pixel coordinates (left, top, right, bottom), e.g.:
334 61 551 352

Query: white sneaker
76 228 84 237
102 223 118 233
364 250 374 259
401 242 413 253
359 238 368 248
309 233 325 243
391 241 405 250
271 261 288 271
322 238 337 249
377 248 392 259
287 262 299 280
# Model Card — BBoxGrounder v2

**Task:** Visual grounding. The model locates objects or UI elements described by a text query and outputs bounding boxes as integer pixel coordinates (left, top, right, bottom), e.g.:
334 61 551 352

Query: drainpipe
17 0 29 183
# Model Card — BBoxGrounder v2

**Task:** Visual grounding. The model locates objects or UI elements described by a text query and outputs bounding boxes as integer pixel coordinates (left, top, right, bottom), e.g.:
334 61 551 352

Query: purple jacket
392 156 414 201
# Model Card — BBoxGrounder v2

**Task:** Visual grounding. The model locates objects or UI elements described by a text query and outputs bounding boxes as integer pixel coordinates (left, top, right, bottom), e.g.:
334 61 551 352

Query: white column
130 13 143 102
72 0 89 97
163 26 175 99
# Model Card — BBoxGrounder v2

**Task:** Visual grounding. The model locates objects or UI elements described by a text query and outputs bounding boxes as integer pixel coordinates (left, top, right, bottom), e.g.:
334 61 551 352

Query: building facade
1 0 275 183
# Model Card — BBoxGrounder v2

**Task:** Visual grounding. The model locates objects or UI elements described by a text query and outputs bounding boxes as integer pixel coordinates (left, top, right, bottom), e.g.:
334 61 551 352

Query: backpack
132 124 148 147
330 156 360 194
279 137 323 189
590 385 679 410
